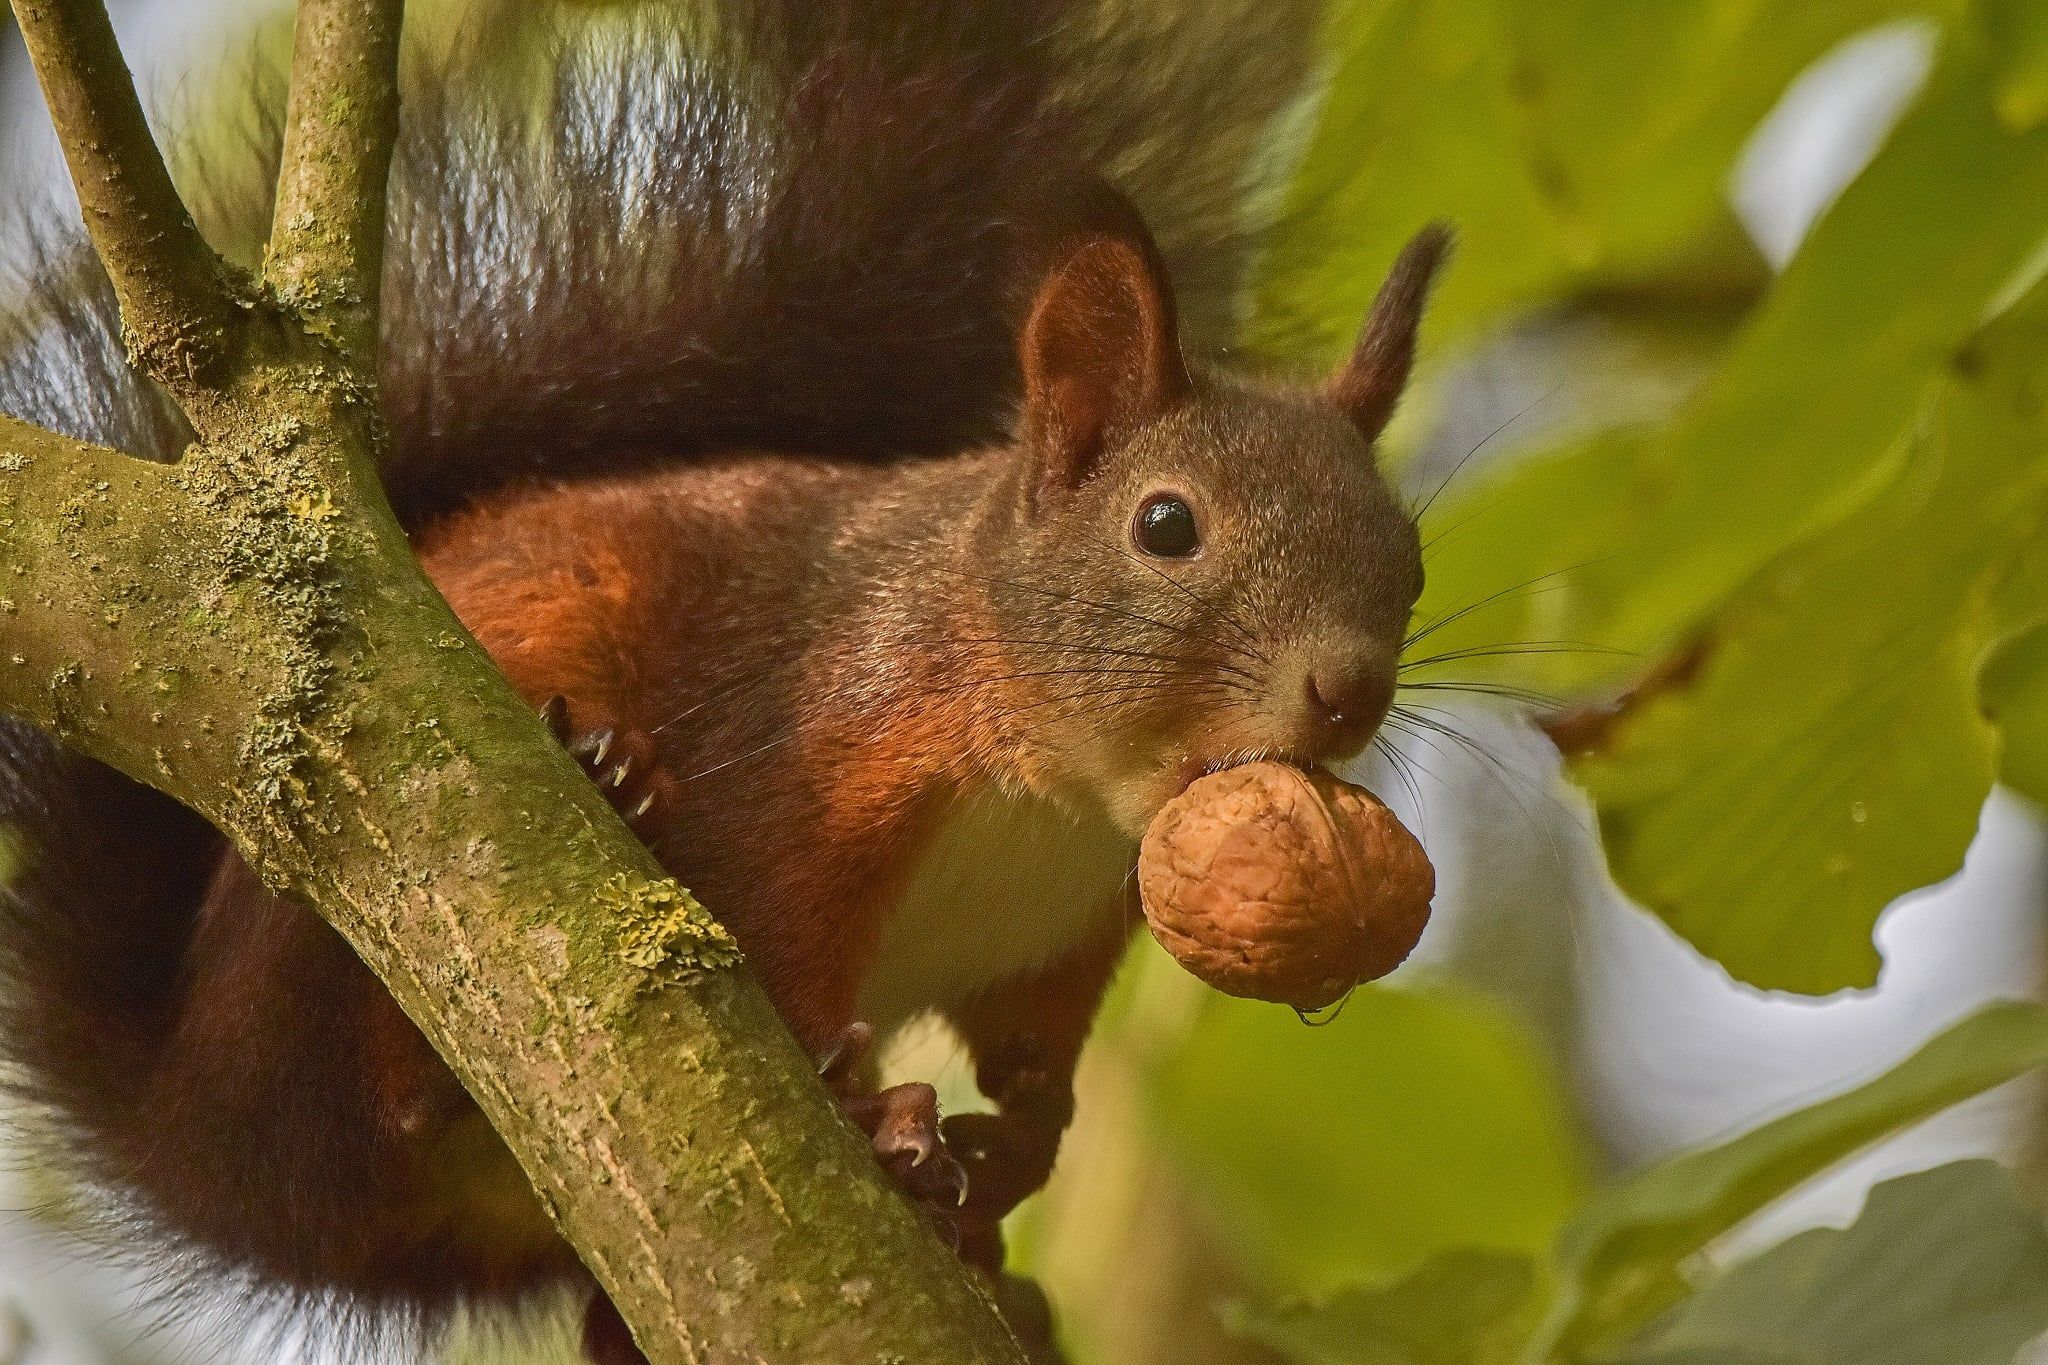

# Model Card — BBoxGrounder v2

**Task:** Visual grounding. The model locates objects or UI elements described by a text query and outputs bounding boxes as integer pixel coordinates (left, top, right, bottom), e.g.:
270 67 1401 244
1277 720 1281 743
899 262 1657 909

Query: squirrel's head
982 221 1450 835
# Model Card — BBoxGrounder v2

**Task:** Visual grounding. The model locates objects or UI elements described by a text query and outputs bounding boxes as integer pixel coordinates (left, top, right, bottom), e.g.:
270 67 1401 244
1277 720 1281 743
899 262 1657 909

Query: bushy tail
0 0 1325 1187
0 9 1337 1344
3 0 1328 518
0 720 221 1186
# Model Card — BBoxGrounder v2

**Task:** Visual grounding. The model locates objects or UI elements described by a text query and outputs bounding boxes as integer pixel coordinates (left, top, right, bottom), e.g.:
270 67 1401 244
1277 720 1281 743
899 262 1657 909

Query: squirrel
0 4 1447 1364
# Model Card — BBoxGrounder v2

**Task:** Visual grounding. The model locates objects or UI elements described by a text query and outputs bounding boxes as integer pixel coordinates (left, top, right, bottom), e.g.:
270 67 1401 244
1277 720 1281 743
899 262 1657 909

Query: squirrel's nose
1302 656 1396 759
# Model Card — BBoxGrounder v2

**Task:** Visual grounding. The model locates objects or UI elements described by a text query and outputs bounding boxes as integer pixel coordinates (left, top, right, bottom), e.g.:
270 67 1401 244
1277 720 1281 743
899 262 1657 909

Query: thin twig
8 0 242 385
266 0 406 365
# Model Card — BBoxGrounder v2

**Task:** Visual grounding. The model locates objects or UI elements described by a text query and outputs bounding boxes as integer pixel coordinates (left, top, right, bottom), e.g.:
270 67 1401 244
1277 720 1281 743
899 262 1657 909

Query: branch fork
0 1 1027 1359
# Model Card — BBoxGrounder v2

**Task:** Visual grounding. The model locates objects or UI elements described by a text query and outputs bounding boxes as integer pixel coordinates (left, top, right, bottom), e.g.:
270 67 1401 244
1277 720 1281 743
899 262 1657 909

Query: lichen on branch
0 1 1027 1360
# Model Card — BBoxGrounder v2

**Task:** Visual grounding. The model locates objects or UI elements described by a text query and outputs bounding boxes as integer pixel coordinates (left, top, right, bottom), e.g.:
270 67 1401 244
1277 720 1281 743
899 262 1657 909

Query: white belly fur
856 785 1137 1038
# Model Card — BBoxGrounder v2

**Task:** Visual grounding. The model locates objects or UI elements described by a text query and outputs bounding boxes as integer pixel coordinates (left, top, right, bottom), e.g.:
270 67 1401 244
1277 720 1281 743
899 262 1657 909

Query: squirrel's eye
1133 493 1200 558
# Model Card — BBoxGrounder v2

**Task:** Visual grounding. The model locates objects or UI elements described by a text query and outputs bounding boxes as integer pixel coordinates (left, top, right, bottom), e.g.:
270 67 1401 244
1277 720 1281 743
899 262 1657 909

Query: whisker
917 634 1211 670
649 672 766 738
918 634 1264 690
1118 855 1146 939
925 564 1255 663
1369 733 1429 816
1077 530 1270 664
1389 707 1558 806
920 664 1184 700
1399 680 1567 709
1399 640 1630 673
1379 714 1463 774
671 730 801 786
1387 704 1591 864
1410 384 1563 526
1420 497 1501 562
1002 677 1247 735
994 673 1240 718
1402 555 1615 655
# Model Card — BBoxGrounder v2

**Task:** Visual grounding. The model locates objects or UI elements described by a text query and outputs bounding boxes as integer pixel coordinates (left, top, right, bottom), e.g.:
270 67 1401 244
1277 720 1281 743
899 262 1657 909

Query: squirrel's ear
1327 224 1453 442
1020 232 1188 497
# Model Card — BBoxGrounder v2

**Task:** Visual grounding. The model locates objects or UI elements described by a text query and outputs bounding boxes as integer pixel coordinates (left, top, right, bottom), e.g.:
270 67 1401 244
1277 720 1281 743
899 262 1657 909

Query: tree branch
0 2 1031 1360
0 411 130 469
266 0 403 365
0 401 1027 1362
6 0 243 386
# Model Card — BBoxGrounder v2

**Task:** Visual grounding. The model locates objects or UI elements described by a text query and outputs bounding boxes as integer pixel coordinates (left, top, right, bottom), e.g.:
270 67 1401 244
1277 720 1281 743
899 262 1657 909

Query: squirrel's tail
0 0 1324 1130
2 0 1331 520
0 721 222 1190
0 0 1329 1325
1038 0 1328 341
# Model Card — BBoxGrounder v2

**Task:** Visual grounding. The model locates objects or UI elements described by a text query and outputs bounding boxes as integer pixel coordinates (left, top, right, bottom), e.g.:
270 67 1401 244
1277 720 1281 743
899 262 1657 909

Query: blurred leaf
1414 25 2048 687
1574 317 2048 991
1986 620 2048 805
1530 1001 2048 1359
1399 30 2048 990
1226 1248 1540 1365
1986 0 2048 131
1608 1161 2048 1365
1498 0 1959 267
1247 0 1570 364
1148 982 1587 1296
1249 0 1968 366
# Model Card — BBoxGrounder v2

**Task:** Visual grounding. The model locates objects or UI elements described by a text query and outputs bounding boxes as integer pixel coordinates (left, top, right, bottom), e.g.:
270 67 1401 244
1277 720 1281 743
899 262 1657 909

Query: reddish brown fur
424 456 1035 1045
0 116 1444 1360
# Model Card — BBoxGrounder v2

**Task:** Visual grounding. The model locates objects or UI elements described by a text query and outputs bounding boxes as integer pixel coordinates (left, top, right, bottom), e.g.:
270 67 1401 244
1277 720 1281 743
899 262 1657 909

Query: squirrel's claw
571 727 616 767
816 1021 875 1091
828 1059 970 1232
538 694 572 744
844 1081 969 1216
548 711 664 833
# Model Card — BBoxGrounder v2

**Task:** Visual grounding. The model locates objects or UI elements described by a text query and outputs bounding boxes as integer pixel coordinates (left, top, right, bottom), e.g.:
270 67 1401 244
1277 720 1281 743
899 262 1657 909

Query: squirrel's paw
843 1081 970 1228
817 1023 969 1234
940 1109 1066 1275
540 696 664 830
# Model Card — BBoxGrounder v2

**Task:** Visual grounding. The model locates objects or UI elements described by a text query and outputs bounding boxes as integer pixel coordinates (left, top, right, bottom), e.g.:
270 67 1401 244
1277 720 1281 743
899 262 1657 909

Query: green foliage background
1019 1 2048 1363
1267 0 2048 994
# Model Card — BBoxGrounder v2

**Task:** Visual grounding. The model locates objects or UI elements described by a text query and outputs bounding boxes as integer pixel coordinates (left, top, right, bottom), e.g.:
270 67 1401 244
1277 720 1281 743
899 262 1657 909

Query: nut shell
1137 762 1434 1010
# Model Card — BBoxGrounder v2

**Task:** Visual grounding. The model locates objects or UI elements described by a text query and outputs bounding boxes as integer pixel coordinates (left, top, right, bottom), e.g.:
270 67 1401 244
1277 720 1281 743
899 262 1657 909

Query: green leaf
1608 1161 2048 1365
1148 980 1588 1296
1498 0 1964 266
1986 0 2048 131
1250 0 1972 367
1247 0 1573 364
1985 620 2048 807
1414 26 2048 688
1573 314 2048 991
1226 1248 1541 1365
1529 1002 2048 1359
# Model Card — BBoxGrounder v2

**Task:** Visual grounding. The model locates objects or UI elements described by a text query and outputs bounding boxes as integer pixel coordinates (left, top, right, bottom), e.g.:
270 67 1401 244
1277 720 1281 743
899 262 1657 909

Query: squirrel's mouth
1172 748 1326 798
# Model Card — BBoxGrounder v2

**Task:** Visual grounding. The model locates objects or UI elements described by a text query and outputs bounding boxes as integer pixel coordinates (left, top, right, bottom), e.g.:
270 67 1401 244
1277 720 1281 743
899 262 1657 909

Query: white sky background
0 6 2044 1363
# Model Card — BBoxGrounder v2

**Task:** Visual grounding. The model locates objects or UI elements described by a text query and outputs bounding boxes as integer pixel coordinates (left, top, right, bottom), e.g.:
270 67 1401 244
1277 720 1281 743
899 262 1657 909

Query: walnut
1137 762 1434 1010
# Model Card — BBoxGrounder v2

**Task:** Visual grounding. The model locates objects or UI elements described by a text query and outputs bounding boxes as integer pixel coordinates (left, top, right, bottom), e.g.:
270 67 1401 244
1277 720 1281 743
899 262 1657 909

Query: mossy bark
0 2 1028 1361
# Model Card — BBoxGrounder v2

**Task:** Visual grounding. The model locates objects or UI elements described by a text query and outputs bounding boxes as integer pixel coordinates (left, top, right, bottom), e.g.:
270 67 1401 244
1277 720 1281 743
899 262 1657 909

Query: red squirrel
0 5 1445 1362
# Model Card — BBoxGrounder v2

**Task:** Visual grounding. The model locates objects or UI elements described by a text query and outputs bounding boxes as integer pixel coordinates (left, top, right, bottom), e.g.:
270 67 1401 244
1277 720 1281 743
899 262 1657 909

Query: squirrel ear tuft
1327 224 1454 442
1019 231 1188 498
